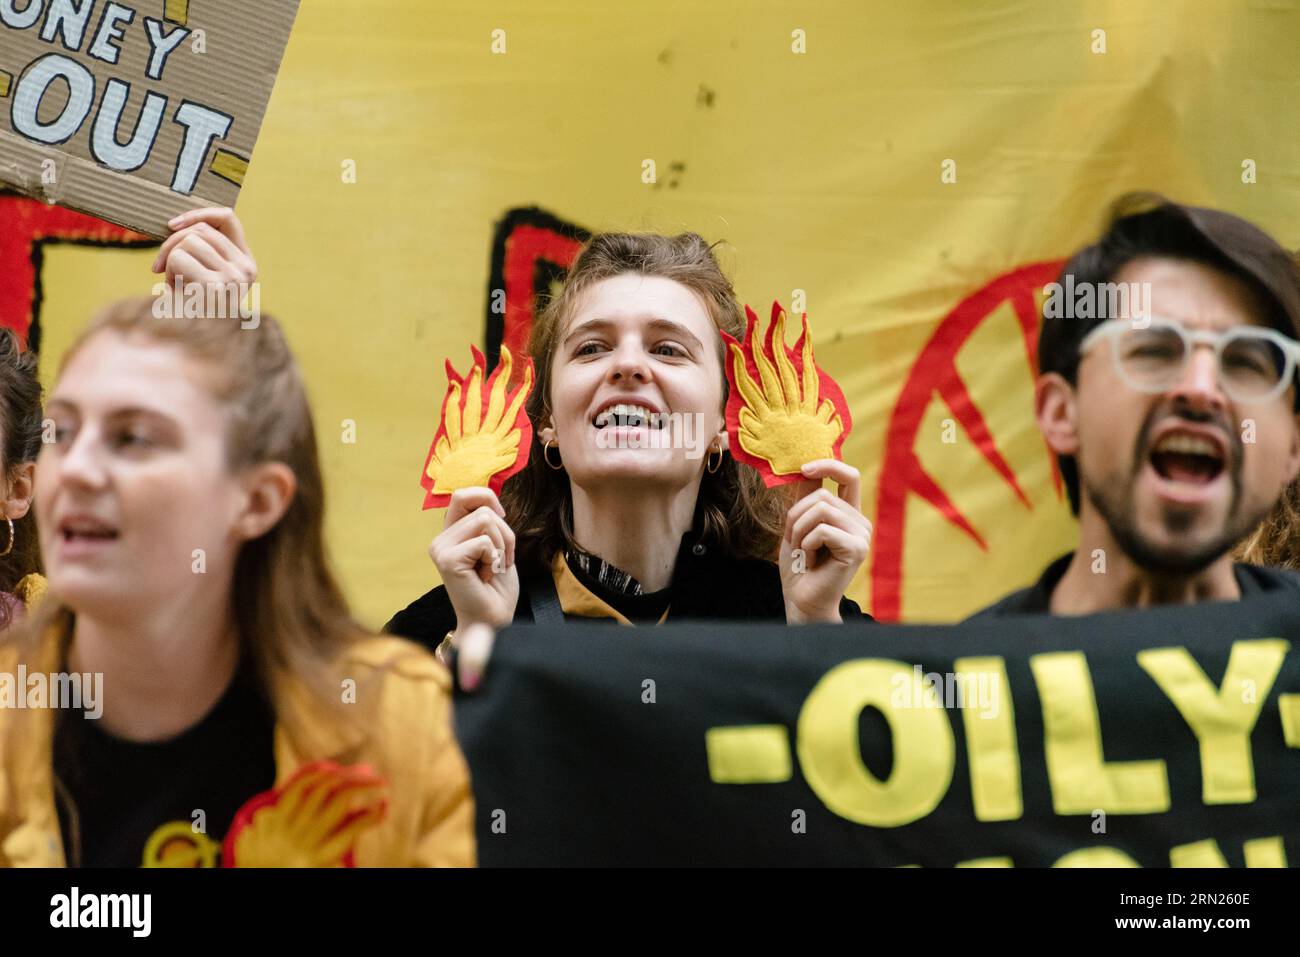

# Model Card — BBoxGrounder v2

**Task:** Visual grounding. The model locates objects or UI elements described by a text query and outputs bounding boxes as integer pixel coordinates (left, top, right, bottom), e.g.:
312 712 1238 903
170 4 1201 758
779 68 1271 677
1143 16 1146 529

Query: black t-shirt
53 666 277 868
969 552 1300 618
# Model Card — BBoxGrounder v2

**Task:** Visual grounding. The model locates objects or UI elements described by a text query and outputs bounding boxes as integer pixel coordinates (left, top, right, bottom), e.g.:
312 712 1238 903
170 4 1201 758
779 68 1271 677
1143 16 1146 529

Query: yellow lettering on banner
1171 837 1287 867
1138 640 1287 805
956 856 1013 867
1053 847 1141 867
1030 651 1170 815
954 656 1022 822
1243 837 1287 867
1170 839 1228 868
1279 694 1300 748
705 725 793 784
796 659 955 827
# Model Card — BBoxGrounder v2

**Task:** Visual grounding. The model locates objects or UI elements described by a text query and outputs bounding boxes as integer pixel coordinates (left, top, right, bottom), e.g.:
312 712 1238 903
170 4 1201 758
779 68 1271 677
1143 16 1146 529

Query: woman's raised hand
152 206 258 288
779 459 872 623
429 487 519 632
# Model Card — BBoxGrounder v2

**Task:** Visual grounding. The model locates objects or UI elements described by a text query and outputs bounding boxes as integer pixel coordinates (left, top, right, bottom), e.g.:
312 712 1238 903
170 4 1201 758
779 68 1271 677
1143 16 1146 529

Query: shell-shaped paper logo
720 301 852 487
421 344 535 509
222 761 388 868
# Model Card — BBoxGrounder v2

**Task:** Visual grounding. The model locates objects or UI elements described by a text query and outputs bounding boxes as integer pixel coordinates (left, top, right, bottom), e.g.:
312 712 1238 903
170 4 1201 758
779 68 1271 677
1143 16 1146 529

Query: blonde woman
0 211 472 867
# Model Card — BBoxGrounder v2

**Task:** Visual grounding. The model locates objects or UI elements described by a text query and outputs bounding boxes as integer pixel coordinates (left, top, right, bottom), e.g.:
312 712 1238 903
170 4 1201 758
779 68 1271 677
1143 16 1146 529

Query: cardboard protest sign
0 0 299 238
456 592 1300 866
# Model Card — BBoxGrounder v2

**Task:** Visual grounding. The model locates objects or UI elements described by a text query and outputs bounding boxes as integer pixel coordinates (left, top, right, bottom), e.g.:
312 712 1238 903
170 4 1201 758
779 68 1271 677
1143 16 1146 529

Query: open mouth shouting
1144 424 1230 505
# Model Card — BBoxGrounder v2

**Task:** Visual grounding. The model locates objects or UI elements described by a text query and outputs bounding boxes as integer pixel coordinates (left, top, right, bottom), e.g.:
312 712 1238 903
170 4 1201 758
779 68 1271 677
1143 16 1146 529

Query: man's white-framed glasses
1078 317 1300 404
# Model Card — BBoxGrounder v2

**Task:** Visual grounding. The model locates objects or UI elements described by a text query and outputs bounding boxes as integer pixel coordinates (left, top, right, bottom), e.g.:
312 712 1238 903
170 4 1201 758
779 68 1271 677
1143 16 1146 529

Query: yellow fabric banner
8 0 1298 625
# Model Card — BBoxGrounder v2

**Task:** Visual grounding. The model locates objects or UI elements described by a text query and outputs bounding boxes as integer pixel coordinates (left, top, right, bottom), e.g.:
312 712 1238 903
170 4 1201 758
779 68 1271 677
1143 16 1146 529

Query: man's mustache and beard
1084 403 1263 576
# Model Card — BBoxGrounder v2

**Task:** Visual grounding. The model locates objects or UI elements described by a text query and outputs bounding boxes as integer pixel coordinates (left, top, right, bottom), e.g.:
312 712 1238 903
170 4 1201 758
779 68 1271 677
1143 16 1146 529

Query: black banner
455 593 1300 866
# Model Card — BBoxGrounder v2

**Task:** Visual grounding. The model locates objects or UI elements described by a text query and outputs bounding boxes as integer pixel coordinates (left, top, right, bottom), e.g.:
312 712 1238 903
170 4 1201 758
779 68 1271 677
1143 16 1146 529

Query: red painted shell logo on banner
870 260 1066 621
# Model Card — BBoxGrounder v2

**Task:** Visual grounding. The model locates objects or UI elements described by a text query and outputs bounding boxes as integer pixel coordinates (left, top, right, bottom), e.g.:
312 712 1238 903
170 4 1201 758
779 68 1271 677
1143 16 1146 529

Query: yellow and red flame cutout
222 762 388 868
420 345 535 509
721 301 852 487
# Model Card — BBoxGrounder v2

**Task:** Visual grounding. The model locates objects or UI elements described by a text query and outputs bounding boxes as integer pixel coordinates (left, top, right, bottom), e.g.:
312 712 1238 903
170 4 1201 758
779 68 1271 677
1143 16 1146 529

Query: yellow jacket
0 620 476 867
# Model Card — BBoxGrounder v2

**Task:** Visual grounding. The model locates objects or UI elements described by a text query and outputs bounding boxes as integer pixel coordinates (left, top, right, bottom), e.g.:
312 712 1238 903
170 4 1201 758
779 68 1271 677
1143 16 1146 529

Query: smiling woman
387 232 873 661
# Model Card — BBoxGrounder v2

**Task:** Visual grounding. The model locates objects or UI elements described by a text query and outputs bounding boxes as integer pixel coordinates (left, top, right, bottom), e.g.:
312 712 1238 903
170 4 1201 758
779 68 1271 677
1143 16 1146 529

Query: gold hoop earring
0 518 13 557
544 439 564 471
706 447 723 474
